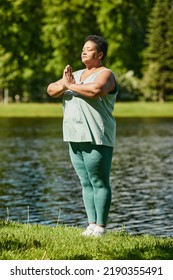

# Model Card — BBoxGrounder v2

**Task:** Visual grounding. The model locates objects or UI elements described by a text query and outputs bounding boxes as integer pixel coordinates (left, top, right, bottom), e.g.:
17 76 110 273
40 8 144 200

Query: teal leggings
69 142 113 226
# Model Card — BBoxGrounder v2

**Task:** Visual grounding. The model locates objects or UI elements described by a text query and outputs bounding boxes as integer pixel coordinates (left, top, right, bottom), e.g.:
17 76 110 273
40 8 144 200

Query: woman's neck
85 64 102 71
80 65 104 82
84 61 102 71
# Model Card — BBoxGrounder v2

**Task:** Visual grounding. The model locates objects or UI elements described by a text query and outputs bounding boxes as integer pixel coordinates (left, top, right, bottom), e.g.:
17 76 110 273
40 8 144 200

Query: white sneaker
92 226 107 237
82 224 96 236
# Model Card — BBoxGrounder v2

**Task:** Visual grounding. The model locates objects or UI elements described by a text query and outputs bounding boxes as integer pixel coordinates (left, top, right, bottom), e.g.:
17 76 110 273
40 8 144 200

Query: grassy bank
0 221 173 260
0 102 173 118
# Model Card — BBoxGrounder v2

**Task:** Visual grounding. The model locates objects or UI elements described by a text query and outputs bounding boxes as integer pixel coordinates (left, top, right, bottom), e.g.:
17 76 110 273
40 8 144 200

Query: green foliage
1 221 173 260
141 0 173 101
116 71 142 101
42 0 100 76
0 0 47 101
2 0 172 102
97 0 153 76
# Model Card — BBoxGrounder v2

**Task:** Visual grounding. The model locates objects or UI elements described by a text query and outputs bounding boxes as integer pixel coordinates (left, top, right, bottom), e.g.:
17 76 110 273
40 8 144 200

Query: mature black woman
47 35 118 236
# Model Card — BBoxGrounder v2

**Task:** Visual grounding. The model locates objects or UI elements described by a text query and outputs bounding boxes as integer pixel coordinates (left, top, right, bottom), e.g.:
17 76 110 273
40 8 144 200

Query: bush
116 71 142 101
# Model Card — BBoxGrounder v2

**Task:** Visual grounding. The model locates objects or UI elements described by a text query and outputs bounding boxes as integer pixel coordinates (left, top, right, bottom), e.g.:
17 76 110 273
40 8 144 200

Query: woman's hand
47 64 75 98
63 65 76 88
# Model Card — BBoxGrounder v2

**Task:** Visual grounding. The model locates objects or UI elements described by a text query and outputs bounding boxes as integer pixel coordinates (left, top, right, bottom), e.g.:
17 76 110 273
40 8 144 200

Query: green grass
113 101 173 117
0 221 173 260
0 103 63 118
0 102 173 117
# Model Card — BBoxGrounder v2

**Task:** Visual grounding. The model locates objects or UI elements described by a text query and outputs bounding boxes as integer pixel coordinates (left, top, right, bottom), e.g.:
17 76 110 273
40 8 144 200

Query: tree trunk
159 91 165 102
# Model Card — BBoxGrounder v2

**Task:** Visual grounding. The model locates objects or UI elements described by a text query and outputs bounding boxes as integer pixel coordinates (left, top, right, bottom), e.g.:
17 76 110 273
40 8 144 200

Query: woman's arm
47 79 67 98
66 70 116 98
47 65 75 98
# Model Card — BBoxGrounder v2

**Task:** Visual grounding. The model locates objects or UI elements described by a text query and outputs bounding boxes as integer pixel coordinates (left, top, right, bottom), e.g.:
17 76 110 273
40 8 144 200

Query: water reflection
0 117 173 236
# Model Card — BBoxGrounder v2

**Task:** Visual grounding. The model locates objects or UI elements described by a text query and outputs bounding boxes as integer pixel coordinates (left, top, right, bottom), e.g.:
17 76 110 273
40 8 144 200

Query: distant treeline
0 0 173 102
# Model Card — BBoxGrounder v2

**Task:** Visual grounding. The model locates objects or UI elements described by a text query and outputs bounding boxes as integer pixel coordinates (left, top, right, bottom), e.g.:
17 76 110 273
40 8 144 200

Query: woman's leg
69 142 96 224
82 144 113 226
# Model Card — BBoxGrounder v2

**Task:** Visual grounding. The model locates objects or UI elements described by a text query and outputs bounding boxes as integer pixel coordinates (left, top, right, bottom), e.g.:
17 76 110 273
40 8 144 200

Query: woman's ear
98 51 104 60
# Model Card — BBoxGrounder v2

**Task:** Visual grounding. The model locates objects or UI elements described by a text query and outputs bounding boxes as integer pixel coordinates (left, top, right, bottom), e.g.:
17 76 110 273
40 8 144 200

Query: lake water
0 117 173 236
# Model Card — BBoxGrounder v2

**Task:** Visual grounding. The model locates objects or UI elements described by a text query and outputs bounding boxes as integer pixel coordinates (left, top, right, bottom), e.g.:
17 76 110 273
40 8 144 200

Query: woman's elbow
91 86 105 98
47 83 60 97
47 83 65 98
47 84 54 96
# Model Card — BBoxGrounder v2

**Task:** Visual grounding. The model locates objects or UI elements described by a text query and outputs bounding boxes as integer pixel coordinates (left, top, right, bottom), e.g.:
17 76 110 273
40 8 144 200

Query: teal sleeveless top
62 69 118 147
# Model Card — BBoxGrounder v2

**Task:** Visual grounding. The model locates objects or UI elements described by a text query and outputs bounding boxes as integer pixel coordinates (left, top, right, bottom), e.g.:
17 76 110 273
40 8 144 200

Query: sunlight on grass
0 221 173 260
0 103 63 117
0 102 173 118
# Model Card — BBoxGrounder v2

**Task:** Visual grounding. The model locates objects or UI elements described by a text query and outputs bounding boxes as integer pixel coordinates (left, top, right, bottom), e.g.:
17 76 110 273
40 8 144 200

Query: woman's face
81 40 100 64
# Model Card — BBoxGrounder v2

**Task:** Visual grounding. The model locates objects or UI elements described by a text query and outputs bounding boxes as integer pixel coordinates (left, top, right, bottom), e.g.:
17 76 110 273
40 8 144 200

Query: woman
47 35 118 236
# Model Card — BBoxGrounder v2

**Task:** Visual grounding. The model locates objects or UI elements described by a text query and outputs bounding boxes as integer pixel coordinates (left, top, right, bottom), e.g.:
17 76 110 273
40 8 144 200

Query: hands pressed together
63 65 76 89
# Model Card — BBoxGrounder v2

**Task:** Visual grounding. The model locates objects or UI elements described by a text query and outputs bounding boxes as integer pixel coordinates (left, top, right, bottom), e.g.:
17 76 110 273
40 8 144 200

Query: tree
42 0 100 78
0 0 156 102
0 0 46 101
0 0 102 101
141 0 173 101
96 0 153 76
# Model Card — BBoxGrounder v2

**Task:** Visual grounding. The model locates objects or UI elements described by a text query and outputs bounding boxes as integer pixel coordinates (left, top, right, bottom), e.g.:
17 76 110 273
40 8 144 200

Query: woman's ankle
96 224 106 228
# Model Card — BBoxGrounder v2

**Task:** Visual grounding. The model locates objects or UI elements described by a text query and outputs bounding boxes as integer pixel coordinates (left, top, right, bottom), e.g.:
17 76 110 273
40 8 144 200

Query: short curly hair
84 35 108 61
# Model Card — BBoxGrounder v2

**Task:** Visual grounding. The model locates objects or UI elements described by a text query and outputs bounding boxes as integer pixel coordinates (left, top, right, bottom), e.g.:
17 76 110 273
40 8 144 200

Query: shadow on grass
0 233 41 252
110 242 173 260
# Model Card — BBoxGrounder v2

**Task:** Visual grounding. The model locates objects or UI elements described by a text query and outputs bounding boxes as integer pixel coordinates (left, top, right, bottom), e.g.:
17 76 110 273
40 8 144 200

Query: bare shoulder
96 67 115 81
99 67 114 75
